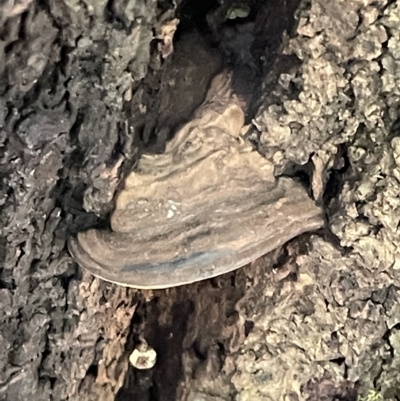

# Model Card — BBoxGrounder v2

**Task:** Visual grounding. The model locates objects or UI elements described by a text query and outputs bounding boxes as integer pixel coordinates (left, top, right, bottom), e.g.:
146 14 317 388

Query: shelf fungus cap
129 342 157 370
68 72 324 289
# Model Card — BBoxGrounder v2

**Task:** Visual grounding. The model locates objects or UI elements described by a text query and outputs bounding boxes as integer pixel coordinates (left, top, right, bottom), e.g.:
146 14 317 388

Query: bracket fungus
69 72 323 289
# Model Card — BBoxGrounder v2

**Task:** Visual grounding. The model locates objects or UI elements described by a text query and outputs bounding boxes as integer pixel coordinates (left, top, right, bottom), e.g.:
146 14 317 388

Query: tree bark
1 0 400 400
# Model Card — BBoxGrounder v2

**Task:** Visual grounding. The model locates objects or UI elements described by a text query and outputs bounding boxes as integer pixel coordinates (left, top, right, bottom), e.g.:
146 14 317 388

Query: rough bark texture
1 1 400 401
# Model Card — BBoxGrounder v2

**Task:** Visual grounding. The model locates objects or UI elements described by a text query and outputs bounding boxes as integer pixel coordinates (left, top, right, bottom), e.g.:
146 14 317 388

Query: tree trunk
1 0 400 400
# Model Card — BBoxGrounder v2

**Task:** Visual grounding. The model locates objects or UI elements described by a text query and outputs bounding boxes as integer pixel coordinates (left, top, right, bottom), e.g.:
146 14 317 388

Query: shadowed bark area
1 0 400 401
